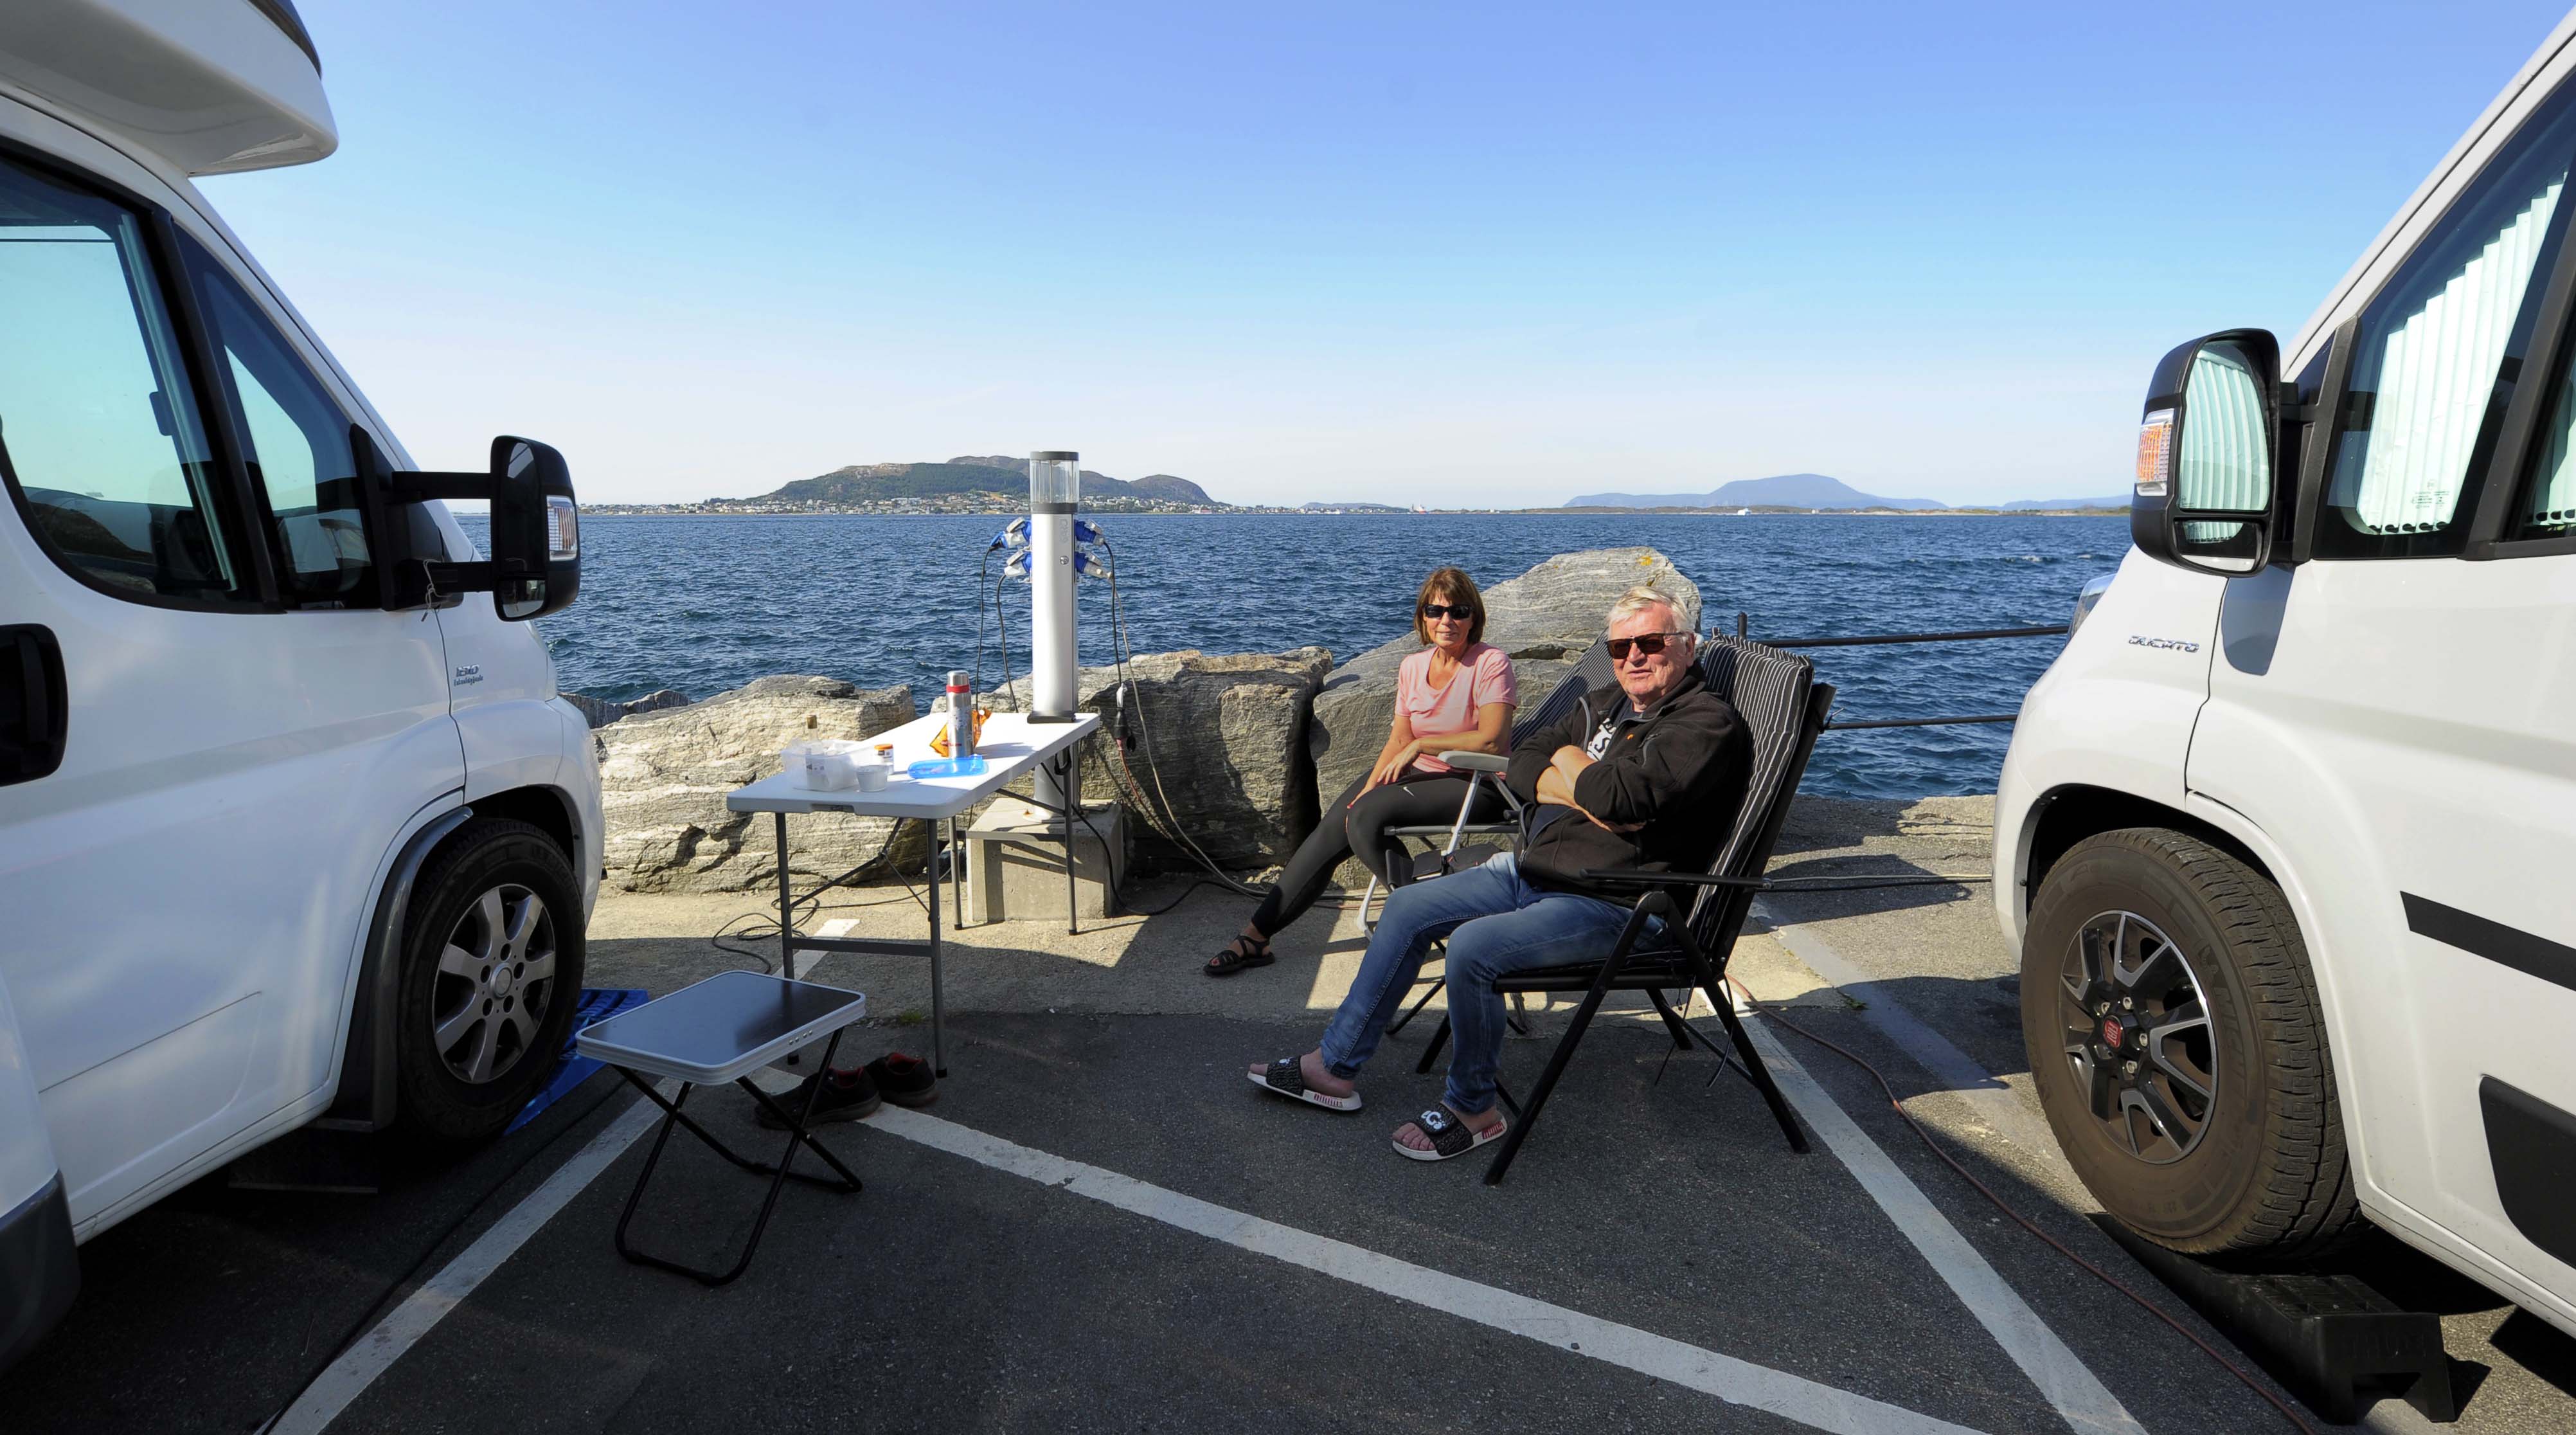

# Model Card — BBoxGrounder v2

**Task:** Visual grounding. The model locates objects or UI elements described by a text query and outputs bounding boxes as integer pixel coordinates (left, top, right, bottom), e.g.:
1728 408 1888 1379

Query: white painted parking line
1752 903 2066 1162
265 1093 668 1435
1733 1010 2147 1435
868 1106 1988 1435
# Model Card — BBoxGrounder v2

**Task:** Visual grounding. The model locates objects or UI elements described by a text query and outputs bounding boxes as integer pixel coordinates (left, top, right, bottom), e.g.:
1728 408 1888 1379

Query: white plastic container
854 757 889 793
783 739 865 791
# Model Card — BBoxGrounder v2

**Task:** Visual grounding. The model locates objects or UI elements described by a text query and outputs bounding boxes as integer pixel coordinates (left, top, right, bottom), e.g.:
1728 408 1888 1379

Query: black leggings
1248 772 1507 938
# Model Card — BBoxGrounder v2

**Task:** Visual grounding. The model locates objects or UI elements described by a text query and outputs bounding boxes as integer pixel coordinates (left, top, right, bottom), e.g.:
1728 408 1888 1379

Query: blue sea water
474 512 2127 800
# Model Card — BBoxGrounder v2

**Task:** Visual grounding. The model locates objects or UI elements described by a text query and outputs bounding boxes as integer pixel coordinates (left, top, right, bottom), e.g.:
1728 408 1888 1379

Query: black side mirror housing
488 438 580 621
2131 328 2282 576
352 429 580 621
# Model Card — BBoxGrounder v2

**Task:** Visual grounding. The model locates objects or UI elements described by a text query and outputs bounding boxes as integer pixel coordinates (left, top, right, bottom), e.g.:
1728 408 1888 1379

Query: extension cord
1722 975 2324 1435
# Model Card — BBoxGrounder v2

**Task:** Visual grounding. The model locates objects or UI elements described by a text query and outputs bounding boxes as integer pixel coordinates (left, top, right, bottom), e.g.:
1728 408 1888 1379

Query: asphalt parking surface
0 1009 2307 1434
8 837 2575 1432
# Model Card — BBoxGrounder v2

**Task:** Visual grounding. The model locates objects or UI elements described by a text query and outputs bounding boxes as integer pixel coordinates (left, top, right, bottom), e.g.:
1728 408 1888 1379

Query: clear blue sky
203 1 2574 507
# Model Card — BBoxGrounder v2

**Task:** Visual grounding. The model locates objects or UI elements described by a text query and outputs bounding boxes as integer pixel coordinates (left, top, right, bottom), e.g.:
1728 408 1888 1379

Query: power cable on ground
710 819 927 971
1718 975 2324 1435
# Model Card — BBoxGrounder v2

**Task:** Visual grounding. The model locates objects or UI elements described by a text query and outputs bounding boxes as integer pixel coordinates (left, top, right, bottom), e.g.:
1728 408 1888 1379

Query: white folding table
575 969 871 1286
724 710 1100 1076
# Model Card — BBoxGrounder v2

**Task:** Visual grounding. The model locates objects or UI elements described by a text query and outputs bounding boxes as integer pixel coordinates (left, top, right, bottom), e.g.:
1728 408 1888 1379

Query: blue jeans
1318 853 1657 1116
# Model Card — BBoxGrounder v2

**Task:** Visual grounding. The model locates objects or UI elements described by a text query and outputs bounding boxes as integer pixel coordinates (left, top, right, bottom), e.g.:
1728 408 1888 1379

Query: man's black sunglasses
1607 631 1689 660
1420 602 1474 620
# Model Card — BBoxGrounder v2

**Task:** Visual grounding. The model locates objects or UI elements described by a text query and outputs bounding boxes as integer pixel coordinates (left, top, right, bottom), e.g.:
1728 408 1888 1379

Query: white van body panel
1991 549 2224 956
553 698 604 919
0 970 56 1221
0 0 333 175
2188 561 2576 1335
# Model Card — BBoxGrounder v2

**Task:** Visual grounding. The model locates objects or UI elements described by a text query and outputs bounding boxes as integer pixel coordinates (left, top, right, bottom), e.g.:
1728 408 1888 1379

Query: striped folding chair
1408 635 1836 1184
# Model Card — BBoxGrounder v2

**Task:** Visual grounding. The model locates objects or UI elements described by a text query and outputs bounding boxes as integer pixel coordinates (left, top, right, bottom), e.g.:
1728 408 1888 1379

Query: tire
394 818 586 1142
2021 827 2363 1265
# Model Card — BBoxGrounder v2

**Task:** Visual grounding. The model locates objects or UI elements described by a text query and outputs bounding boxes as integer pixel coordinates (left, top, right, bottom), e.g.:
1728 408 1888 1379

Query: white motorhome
1998 13 2576 1335
0 1 600 1367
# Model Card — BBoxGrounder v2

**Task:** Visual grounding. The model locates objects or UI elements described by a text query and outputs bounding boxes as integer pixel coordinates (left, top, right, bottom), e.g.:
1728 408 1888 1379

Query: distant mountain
2000 496 2128 511
754 455 1219 509
1565 473 1945 510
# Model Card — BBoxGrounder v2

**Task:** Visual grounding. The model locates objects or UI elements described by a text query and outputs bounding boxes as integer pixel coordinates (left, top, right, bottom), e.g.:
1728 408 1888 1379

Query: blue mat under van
506 987 650 1134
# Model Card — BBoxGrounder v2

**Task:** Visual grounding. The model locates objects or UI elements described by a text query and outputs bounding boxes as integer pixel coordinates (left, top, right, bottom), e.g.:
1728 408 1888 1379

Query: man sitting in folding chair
1246 585 1750 1161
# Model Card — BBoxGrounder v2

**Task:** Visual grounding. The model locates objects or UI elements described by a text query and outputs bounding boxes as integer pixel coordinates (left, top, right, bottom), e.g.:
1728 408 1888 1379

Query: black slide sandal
1247 1057 1363 1112
1393 1106 1506 1161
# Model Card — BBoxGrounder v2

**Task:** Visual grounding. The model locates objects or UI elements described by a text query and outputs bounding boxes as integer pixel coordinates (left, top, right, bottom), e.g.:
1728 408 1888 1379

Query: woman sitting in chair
1206 566 1516 976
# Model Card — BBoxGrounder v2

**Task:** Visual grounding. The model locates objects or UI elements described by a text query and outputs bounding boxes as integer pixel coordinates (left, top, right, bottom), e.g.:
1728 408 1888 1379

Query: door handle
0 624 66 786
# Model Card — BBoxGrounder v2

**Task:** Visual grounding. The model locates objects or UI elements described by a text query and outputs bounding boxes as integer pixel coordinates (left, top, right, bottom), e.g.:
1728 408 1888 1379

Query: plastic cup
783 740 862 791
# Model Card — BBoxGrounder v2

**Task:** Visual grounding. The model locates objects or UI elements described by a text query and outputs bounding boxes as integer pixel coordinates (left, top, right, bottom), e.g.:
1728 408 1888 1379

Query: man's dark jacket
1502 664 1753 902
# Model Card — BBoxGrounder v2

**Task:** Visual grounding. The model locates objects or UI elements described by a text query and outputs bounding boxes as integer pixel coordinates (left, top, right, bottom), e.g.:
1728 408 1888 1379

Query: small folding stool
575 970 870 1286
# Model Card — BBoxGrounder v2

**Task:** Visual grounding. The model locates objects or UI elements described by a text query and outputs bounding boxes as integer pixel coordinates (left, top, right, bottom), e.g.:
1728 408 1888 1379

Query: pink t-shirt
1396 642 1517 775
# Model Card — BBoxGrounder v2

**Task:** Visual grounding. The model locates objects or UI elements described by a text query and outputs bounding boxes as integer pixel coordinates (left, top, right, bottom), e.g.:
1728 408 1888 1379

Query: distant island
583 455 1226 516
581 456 2125 516
1565 473 2125 514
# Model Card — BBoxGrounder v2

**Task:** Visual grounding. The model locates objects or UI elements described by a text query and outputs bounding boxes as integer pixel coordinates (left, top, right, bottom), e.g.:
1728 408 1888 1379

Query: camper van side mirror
2131 329 2280 576
487 437 580 622
352 428 581 620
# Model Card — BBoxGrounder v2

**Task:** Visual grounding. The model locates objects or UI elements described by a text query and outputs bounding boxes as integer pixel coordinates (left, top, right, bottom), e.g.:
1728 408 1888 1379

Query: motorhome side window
2320 82 2576 559
0 156 251 606
180 239 373 605
2507 207 2576 543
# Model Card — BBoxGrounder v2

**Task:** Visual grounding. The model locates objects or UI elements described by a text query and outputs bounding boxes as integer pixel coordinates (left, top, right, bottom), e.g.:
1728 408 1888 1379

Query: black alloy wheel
2021 827 2364 1263
2055 908 2217 1164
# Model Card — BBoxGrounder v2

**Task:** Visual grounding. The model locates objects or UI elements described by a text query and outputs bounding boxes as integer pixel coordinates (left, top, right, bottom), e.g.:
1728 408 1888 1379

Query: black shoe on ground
756 1066 882 1128
865 1051 938 1108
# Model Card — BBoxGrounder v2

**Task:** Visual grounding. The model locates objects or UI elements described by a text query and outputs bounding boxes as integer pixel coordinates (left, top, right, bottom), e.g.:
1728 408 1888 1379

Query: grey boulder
597 675 921 892
563 687 692 730
1307 546 1702 809
990 647 1333 870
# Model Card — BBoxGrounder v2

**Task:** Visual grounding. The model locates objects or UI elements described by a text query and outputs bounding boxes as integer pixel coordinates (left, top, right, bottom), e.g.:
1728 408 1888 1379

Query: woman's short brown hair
1413 566 1487 645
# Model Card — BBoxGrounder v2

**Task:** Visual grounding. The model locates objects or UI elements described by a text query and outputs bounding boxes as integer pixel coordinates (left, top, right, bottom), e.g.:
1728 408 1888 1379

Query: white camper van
0 1 600 1367
1997 14 2576 1335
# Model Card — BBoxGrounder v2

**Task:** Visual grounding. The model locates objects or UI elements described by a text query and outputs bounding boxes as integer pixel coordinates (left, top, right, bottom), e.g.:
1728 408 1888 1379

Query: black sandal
1246 1056 1362 1112
1393 1105 1507 1161
1205 934 1274 977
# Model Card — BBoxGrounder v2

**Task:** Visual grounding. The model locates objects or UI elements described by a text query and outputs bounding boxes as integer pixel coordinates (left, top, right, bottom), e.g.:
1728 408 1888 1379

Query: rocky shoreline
578 546 1703 894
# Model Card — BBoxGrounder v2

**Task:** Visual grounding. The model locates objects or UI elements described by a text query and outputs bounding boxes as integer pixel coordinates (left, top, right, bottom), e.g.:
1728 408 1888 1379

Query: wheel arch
319 785 582 1132
2023 784 2276 899
465 784 581 864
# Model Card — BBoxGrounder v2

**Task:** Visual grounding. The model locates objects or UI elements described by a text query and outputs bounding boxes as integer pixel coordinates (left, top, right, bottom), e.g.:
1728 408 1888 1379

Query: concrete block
963 797 1128 923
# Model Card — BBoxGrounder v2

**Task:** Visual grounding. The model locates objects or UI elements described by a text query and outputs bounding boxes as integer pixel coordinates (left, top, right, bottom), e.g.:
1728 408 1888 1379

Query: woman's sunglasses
1420 603 1474 620
1607 631 1688 660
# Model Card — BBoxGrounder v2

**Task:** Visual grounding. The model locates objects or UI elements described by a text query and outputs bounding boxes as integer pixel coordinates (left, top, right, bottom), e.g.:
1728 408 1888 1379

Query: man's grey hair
1606 584 1698 636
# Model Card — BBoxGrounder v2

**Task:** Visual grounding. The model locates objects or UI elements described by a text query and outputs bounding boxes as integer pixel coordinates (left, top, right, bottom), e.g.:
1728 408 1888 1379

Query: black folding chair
1366 638 1616 1036
1408 635 1836 1185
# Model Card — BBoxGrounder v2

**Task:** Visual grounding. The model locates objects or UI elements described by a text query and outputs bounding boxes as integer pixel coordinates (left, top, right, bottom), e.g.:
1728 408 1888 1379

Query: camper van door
0 110 462 1234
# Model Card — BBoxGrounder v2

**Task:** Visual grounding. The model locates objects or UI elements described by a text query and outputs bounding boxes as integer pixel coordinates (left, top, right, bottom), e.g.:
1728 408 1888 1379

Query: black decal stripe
2403 893 2576 994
